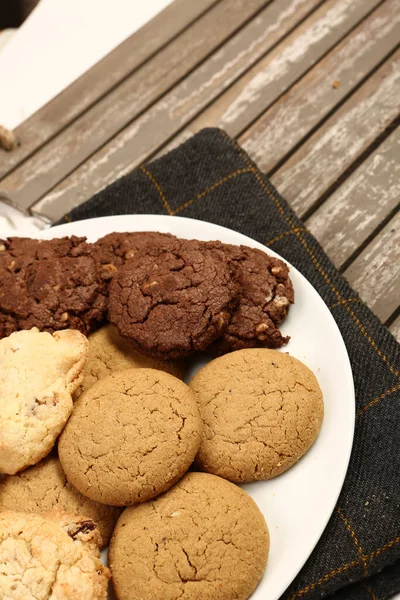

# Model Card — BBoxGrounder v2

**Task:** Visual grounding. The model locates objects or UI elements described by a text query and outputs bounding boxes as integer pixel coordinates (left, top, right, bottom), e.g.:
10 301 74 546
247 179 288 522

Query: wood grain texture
1 0 270 213
270 50 400 217
306 127 400 269
240 0 400 173
168 0 383 141
344 210 400 323
30 0 323 221
389 315 400 343
0 0 219 181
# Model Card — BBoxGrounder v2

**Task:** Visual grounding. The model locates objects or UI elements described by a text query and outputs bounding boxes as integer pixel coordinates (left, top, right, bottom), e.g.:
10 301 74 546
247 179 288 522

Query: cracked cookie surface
0 236 108 338
0 328 89 475
108 240 238 359
79 325 185 396
211 245 294 354
0 511 110 599
109 471 269 600
58 368 202 506
189 348 324 482
0 456 121 548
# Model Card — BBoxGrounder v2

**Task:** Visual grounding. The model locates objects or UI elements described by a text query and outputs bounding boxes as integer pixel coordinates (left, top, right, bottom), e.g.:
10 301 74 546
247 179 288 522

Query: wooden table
0 0 399 342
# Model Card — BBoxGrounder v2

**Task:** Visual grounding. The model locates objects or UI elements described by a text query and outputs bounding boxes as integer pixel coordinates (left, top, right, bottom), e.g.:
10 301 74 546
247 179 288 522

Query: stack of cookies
0 231 324 600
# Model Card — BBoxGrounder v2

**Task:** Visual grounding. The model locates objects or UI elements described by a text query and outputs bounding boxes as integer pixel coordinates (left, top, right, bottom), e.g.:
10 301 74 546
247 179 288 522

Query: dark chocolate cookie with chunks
0 236 108 338
211 244 294 354
108 239 239 359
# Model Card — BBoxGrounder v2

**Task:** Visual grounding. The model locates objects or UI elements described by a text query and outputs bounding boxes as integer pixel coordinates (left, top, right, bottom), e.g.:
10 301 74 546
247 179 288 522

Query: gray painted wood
343 210 400 323
167 0 384 143
389 315 400 343
270 50 400 217
0 0 219 181
306 127 400 269
0 0 271 213
29 0 324 221
239 0 400 173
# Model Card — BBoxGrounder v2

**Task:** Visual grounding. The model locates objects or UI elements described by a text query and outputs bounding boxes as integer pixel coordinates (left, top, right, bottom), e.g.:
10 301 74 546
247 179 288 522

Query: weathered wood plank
306 127 400 269
27 0 327 222
0 0 219 180
240 0 400 173
389 315 400 343
343 211 400 324
270 50 400 217
1 0 272 213
170 0 386 143
30 0 381 222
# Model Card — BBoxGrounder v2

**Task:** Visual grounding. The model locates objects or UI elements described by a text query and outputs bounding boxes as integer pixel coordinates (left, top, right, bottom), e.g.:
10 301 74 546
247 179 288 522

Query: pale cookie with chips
109 472 269 600
0 510 110 599
78 325 184 395
189 348 324 482
0 456 121 548
0 328 89 474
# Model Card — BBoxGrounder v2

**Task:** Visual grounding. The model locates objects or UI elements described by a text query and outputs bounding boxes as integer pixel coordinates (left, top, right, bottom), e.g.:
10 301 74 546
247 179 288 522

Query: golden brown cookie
0 455 121 548
59 369 202 506
109 472 269 600
0 511 110 599
0 328 88 475
189 349 324 482
79 325 184 395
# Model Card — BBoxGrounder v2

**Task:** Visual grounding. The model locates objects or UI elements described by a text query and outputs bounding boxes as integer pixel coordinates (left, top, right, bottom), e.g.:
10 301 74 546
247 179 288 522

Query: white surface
0 0 173 130
38 215 356 600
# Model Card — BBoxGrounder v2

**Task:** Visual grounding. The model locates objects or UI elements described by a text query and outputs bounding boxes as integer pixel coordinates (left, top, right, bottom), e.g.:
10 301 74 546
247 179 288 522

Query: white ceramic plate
38 215 355 600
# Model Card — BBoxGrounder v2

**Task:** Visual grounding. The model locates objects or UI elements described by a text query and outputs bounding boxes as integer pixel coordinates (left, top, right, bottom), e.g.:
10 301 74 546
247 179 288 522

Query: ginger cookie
58 369 202 506
108 239 238 359
0 456 121 548
0 511 110 599
0 236 108 338
79 325 184 395
189 348 323 482
0 328 89 475
211 245 294 354
109 471 269 600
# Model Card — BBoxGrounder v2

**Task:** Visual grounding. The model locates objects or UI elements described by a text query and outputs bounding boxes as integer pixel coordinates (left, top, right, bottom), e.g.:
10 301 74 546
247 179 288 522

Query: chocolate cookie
108 239 238 359
93 231 179 279
0 236 108 338
212 245 294 353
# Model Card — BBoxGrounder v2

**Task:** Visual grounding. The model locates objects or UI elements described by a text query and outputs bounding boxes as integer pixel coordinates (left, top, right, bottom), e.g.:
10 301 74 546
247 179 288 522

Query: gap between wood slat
0 0 221 181
29 0 382 221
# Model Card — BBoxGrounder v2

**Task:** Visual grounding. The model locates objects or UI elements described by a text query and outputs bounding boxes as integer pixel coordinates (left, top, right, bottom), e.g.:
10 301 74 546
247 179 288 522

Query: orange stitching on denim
218 130 400 382
329 298 362 311
338 508 368 576
360 385 400 414
141 165 173 215
265 228 308 246
172 168 251 215
363 582 378 600
287 535 400 599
